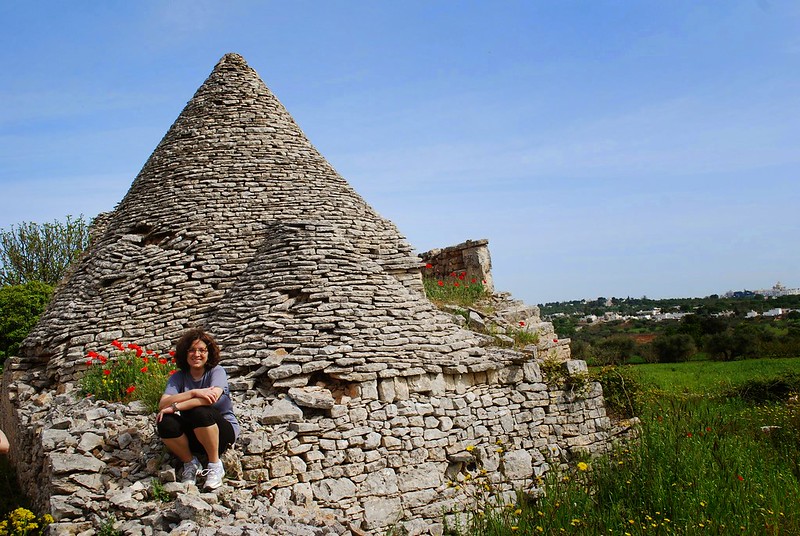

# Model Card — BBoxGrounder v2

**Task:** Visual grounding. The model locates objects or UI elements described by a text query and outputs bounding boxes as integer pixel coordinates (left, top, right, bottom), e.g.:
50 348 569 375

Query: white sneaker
181 459 201 485
201 463 225 490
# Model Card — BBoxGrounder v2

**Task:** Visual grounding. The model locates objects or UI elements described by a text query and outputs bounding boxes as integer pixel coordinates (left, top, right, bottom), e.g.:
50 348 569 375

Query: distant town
723 281 800 299
541 282 800 324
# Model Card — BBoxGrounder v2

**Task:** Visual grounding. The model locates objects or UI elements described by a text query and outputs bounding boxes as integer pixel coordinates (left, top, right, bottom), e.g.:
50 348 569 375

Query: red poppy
737 474 744 481
112 340 124 350
169 351 176 357
458 273 465 280
454 282 460 287
126 386 136 394
142 356 149 364
158 358 168 365
146 349 154 355
471 278 477 283
103 369 111 376
86 359 93 366
87 350 99 359
450 272 456 277
425 263 433 269
553 338 558 343
437 280 444 287
169 369 177 375
706 427 712 432
99 355 108 364
686 432 693 438
519 321 526 327
140 366 148 373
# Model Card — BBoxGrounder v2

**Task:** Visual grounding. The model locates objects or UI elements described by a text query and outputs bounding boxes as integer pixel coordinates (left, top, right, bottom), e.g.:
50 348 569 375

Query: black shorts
156 406 236 456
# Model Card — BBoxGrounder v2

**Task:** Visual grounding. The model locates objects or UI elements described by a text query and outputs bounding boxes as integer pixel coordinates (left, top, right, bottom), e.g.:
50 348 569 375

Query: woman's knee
156 414 183 439
183 406 218 428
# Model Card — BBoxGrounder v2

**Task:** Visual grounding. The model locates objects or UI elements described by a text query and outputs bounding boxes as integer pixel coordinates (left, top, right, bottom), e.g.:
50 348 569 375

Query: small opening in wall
100 277 125 288
308 371 356 402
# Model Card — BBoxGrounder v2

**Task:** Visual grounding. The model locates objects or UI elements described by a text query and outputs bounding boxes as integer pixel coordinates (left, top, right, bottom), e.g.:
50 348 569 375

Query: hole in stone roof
285 289 311 304
130 223 152 235
100 276 125 288
142 230 176 246
128 223 176 247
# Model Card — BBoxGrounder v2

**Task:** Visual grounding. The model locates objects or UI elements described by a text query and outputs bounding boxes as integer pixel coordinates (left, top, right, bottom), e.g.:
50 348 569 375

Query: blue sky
1 1 798 304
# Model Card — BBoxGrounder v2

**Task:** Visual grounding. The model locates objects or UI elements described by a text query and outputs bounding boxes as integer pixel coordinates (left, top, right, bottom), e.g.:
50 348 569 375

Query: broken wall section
420 239 494 294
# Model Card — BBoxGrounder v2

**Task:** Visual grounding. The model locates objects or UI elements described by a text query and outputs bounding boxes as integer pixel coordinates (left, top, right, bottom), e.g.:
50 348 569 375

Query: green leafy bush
590 365 644 419
651 333 696 363
0 281 53 366
726 371 800 403
593 335 636 366
78 341 177 412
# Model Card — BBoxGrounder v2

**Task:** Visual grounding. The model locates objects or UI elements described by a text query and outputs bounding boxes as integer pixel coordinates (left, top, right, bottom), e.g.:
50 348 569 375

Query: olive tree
0 215 90 286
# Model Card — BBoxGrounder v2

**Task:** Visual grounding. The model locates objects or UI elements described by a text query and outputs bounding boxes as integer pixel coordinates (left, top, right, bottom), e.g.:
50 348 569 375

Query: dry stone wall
0 53 611 535
2 343 608 535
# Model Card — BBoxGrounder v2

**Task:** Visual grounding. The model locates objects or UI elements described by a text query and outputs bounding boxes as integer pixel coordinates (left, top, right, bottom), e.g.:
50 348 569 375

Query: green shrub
0 281 53 366
593 335 636 366
726 371 800 403
650 333 696 363
590 365 644 419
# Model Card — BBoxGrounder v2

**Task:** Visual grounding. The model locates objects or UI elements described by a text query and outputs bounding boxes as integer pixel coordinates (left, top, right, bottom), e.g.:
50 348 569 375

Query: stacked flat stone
0 53 612 535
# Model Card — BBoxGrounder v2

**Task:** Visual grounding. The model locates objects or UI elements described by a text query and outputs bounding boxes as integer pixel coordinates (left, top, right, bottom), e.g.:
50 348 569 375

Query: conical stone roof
208 221 494 388
21 53 493 385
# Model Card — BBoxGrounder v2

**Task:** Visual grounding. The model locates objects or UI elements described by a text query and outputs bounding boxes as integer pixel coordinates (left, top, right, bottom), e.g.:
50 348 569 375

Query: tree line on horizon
546 297 800 366
540 293 800 318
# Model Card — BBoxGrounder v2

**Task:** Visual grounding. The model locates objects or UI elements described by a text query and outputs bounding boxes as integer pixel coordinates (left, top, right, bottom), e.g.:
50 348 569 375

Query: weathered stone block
312 477 357 502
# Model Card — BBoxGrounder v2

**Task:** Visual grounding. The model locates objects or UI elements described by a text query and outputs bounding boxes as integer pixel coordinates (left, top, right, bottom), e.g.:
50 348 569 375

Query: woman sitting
156 328 239 490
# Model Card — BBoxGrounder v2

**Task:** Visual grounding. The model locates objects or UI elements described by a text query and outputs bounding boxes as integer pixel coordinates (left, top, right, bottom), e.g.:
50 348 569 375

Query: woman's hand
192 387 220 405
156 404 176 423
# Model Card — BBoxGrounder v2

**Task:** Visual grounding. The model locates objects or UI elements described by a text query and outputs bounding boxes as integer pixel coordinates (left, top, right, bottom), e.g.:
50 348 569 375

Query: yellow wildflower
577 461 589 471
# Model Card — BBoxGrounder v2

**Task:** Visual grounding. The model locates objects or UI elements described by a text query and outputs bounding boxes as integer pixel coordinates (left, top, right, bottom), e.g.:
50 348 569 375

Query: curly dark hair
173 328 221 373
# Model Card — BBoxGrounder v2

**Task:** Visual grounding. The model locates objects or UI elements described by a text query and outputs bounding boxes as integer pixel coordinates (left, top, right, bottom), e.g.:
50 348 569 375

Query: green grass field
629 357 800 394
